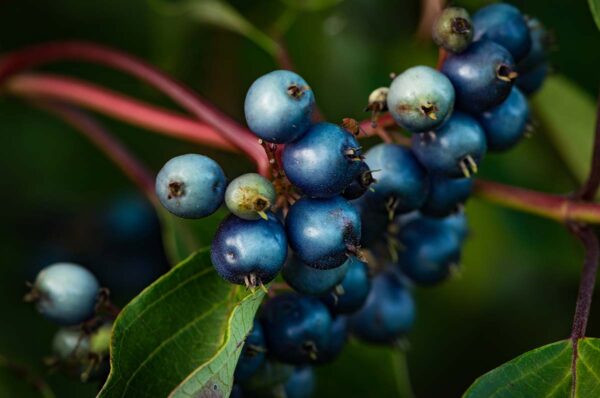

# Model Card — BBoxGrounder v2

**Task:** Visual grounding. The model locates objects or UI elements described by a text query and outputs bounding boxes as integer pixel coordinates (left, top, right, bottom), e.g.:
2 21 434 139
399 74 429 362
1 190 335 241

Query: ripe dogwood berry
244 70 315 143
322 256 371 314
234 320 266 383
282 255 349 296
284 367 316 398
156 154 226 219
432 7 474 53
225 173 276 220
421 175 473 217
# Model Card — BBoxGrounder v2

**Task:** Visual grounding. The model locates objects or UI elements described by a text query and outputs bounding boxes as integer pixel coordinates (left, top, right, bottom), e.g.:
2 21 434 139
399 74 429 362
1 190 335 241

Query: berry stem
575 92 600 200
473 179 600 224
0 41 269 174
567 223 599 396
6 73 237 152
36 101 157 204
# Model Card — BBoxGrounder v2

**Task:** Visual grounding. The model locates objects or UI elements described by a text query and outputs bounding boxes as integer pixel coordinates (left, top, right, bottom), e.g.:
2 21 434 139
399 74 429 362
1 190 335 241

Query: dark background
0 0 599 397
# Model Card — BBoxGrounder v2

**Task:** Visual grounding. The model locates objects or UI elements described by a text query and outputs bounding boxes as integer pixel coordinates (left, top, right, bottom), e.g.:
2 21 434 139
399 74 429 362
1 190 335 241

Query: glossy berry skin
261 293 332 364
441 40 516 113
363 144 429 213
421 175 473 218
244 70 315 143
411 112 487 178
472 3 531 62
282 255 349 296
342 162 376 200
284 367 316 398
211 213 287 286
52 328 91 360
32 263 99 325
286 196 361 269
397 217 462 285
282 122 362 197
478 87 530 151
387 66 455 133
234 320 266 383
518 18 550 73
350 272 415 344
423 211 469 242
322 256 371 315
156 154 226 219
432 7 473 53
225 173 276 220
517 63 549 95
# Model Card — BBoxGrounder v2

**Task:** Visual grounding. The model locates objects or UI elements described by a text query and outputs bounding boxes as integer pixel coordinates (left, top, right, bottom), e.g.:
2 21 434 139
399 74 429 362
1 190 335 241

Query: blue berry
282 255 349 296
286 196 361 269
352 197 389 248
211 213 287 288
397 217 462 285
363 144 429 214
52 328 90 359
472 3 531 62
285 367 316 398
282 122 362 197
225 173 276 220
518 18 551 73
350 272 415 343
29 263 99 325
421 175 473 218
517 62 549 95
316 316 348 363
423 211 469 242
244 70 315 143
261 293 332 364
235 320 266 383
342 162 376 200
411 112 487 178
322 256 371 315
387 66 455 133
240 361 294 393
432 7 474 53
230 385 244 398
156 154 226 219
102 193 157 244
442 40 516 113
478 87 530 151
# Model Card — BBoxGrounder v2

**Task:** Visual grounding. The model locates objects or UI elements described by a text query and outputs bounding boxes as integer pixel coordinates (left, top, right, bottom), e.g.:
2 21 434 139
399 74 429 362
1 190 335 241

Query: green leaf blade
99 248 264 398
589 0 600 31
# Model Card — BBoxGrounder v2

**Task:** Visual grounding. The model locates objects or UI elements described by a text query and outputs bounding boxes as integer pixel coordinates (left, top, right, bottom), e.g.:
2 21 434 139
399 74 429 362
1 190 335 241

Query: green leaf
98 248 265 398
589 0 600 31
531 75 597 184
0 356 54 398
463 338 600 397
280 0 343 11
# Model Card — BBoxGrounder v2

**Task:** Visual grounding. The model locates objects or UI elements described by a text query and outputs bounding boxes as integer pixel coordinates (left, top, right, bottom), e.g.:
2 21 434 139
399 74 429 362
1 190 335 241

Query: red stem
37 101 157 204
6 74 237 152
0 41 268 175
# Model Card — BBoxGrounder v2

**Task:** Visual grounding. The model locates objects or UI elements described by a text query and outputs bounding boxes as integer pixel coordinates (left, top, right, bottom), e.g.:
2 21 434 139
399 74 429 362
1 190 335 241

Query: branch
6 74 237 152
473 179 600 224
0 41 268 174
568 224 599 396
575 92 600 200
36 101 157 204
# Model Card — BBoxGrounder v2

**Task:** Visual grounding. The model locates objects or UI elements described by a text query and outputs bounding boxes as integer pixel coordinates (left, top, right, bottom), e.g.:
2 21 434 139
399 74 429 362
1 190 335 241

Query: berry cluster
152 3 550 396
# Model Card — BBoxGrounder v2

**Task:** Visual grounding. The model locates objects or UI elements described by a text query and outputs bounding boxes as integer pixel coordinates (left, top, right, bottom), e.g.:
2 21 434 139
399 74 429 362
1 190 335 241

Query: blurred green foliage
0 0 598 397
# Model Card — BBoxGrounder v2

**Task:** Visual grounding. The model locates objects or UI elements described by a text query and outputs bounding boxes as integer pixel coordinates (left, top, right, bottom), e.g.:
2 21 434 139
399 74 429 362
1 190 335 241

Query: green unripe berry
225 173 276 220
90 323 112 355
432 7 474 53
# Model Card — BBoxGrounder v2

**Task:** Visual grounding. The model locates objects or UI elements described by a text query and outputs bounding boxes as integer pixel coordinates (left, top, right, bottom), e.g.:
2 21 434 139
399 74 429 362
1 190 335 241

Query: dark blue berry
421 175 473 218
316 316 348 363
322 256 371 315
286 196 361 269
285 367 316 398
282 122 362 198
239 361 294 393
517 62 549 95
102 193 157 244
211 213 287 288
352 197 389 247
363 144 429 214
472 3 531 62
29 263 99 325
230 384 244 398
518 18 551 73
423 211 469 242
225 173 276 220
261 293 332 364
156 154 226 219
387 66 455 133
478 87 530 151
350 272 415 343
397 217 462 285
282 255 349 296
244 70 315 143
442 40 516 113
235 320 266 383
432 7 474 53
342 162 376 200
411 112 487 178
